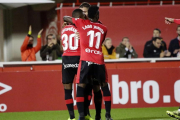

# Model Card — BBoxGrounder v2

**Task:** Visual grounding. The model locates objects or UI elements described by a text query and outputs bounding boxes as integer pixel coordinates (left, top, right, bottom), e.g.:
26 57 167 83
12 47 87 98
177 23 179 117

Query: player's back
72 18 107 64
61 25 80 56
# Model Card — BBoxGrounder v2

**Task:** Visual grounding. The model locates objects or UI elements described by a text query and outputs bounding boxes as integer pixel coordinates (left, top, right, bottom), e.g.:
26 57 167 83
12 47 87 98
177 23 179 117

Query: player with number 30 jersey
61 9 85 120
61 25 80 56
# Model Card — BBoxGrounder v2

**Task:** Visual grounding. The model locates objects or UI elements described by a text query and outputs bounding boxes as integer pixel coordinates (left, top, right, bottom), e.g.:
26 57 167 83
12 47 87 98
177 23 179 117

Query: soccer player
61 9 84 120
165 17 180 120
62 3 101 120
79 2 103 120
79 3 112 120
79 3 95 119
64 6 112 120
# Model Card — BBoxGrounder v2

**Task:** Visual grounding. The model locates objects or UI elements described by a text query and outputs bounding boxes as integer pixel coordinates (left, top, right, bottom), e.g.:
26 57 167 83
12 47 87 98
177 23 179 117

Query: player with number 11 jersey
72 18 107 65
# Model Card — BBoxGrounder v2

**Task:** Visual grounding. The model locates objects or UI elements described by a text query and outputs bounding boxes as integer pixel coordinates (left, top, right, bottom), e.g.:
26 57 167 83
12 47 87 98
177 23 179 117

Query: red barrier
60 5 180 57
0 61 180 112
0 71 65 112
2 66 32 72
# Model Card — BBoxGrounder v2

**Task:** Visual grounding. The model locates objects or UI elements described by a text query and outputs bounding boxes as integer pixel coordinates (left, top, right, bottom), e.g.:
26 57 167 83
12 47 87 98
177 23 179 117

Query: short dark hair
177 25 180 30
152 37 162 41
79 2 91 8
72 9 83 18
88 5 99 19
154 28 161 34
122 37 129 41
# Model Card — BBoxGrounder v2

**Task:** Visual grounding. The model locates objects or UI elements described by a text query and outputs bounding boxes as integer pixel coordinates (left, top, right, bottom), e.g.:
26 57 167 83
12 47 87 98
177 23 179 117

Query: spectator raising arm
34 29 43 53
21 25 32 52
20 26 43 61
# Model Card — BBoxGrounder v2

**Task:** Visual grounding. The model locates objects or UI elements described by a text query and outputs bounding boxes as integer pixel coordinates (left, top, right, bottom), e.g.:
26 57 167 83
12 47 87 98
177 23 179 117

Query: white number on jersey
62 34 78 51
87 30 101 49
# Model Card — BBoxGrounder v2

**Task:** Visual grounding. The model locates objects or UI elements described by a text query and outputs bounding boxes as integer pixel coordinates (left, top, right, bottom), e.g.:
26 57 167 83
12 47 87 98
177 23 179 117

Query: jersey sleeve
174 19 180 24
72 18 83 29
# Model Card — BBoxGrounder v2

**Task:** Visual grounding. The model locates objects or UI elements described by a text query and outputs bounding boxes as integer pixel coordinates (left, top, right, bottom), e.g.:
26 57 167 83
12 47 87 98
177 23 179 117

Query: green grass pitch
0 107 178 120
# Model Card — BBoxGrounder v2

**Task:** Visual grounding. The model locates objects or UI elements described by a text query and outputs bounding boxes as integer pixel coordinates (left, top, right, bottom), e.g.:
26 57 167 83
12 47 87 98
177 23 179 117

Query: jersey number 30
62 34 78 51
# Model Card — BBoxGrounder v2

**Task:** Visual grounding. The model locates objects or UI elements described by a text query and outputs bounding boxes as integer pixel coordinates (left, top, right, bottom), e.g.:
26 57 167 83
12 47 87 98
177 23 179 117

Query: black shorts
62 56 80 84
76 60 106 84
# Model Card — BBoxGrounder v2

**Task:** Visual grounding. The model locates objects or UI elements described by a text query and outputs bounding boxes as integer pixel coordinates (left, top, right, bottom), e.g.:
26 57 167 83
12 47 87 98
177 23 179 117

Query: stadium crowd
20 25 180 61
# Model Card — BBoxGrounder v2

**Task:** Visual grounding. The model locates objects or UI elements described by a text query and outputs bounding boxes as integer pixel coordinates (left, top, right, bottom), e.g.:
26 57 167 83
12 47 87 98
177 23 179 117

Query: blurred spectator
168 25 180 57
116 37 138 58
143 28 167 57
40 34 62 61
20 26 43 61
102 38 117 59
144 37 171 58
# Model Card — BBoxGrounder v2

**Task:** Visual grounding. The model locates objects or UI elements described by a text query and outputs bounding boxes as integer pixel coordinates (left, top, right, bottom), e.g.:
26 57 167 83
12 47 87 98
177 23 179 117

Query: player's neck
89 18 98 23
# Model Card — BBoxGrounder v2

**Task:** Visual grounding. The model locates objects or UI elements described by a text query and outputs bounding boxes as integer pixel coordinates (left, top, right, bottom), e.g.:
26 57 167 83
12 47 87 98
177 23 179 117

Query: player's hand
38 29 43 35
62 22 67 29
160 52 165 58
75 32 80 40
173 49 179 54
165 17 174 24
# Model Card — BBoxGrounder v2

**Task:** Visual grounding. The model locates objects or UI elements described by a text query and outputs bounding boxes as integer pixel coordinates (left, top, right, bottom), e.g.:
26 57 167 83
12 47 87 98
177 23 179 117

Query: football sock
64 89 75 119
76 86 85 120
84 84 93 116
101 84 111 118
94 90 102 118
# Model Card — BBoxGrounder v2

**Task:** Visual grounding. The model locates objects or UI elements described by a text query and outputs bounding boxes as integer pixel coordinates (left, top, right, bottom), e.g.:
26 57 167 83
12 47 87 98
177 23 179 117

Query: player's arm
165 17 180 24
63 16 74 24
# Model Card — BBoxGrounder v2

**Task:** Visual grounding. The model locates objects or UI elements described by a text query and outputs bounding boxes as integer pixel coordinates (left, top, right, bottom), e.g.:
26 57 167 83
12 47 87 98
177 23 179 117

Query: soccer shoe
85 115 94 120
95 116 101 120
105 117 113 120
68 117 76 120
166 110 180 119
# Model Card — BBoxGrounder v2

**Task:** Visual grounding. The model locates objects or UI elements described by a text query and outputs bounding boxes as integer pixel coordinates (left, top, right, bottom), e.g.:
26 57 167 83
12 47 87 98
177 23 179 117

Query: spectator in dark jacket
168 25 180 57
144 37 171 58
116 37 138 58
143 28 167 57
40 34 62 61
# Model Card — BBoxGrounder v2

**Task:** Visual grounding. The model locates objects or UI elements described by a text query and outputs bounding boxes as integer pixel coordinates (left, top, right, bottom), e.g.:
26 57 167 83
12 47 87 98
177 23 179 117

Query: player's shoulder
63 25 76 29
94 22 107 31
73 18 85 22
93 22 107 28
